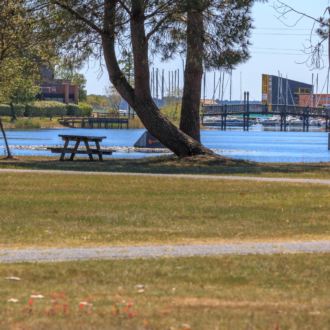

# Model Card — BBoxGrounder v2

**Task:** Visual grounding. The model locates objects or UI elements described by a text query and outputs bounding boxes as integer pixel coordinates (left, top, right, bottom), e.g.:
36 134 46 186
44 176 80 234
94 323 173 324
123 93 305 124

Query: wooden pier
59 116 129 129
202 101 330 132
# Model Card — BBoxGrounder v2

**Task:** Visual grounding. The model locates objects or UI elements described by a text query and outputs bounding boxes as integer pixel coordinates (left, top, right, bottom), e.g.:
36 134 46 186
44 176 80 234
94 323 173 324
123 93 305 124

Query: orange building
299 94 330 108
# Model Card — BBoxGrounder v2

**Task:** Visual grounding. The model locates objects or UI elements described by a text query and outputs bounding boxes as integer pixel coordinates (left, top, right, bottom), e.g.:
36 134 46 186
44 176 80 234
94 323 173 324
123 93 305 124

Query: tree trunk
180 9 204 142
10 102 17 121
101 0 216 157
0 118 12 158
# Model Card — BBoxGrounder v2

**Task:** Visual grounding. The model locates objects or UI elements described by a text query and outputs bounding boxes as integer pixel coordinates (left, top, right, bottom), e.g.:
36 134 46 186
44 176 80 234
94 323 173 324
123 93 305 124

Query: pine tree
33 0 264 157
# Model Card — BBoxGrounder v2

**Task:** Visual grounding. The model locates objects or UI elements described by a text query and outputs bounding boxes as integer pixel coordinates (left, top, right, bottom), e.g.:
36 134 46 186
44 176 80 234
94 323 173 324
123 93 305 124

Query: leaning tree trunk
10 102 17 121
101 0 215 158
180 9 204 142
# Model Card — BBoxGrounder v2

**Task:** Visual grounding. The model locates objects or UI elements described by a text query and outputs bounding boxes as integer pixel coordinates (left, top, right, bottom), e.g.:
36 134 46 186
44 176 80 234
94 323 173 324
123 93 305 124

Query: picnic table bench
47 135 114 161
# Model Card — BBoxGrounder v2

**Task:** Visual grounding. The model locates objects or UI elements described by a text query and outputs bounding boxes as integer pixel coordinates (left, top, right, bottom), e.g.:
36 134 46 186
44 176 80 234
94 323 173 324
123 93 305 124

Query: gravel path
1 241 330 263
0 168 330 185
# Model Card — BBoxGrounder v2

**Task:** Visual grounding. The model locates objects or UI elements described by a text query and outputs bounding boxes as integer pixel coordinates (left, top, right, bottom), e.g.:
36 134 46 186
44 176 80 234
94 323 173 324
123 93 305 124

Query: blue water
1 127 330 163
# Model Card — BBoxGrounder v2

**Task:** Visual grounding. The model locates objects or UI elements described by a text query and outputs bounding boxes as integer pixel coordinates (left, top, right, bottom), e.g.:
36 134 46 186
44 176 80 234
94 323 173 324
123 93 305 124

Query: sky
82 0 330 101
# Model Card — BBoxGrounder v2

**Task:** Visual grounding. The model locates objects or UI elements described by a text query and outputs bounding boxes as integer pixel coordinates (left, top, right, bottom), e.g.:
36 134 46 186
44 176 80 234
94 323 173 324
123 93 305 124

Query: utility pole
182 59 185 85
168 71 170 103
177 69 179 96
156 68 159 107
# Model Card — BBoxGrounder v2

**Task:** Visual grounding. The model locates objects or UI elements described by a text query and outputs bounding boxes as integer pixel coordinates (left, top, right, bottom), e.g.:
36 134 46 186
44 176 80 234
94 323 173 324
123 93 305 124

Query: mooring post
306 106 310 131
224 104 227 130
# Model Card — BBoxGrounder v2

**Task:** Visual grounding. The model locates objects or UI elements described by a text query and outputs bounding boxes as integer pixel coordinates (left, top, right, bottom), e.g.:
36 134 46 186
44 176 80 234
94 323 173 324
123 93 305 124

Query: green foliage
0 104 25 117
55 61 87 102
0 0 58 106
86 95 101 107
161 101 181 121
79 102 93 116
67 103 82 116
26 101 67 117
118 51 134 86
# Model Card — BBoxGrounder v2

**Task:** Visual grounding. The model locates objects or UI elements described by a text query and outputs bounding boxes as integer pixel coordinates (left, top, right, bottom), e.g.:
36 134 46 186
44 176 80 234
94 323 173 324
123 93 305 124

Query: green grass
2 254 330 329
2 155 330 179
1 171 330 249
1 117 63 129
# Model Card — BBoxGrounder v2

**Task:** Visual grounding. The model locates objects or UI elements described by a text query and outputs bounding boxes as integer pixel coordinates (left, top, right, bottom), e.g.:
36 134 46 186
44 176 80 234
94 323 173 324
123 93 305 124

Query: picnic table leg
60 139 69 161
70 139 81 161
83 140 94 161
95 141 103 161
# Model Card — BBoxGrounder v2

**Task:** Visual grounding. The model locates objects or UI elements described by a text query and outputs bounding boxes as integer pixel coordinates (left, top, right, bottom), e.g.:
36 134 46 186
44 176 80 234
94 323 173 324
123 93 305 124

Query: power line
251 51 329 56
251 47 303 51
255 28 313 31
254 33 317 36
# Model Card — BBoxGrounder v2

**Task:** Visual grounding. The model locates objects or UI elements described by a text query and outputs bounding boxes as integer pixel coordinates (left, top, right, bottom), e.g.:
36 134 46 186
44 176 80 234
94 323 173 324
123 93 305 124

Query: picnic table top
59 135 106 141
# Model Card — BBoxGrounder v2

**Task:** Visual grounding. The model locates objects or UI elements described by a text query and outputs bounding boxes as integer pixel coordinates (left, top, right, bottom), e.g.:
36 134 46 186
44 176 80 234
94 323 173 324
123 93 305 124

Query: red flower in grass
28 300 34 305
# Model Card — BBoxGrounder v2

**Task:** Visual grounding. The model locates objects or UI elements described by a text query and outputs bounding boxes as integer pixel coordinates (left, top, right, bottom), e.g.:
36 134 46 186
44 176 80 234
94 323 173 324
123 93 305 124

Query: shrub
78 102 92 116
26 101 67 117
67 103 82 116
0 104 25 117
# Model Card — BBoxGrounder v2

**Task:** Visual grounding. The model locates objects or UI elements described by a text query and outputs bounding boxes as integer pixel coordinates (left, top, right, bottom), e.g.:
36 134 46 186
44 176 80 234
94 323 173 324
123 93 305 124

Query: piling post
306 106 310 131
224 104 227 130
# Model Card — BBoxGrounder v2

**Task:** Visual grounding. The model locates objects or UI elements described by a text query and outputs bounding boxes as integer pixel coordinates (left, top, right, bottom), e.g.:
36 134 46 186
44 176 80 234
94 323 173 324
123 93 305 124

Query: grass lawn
2 155 330 179
1 171 330 249
1 254 330 329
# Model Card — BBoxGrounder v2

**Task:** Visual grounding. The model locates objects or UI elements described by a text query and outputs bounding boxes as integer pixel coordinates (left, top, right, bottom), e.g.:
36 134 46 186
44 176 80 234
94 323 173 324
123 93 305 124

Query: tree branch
51 0 105 36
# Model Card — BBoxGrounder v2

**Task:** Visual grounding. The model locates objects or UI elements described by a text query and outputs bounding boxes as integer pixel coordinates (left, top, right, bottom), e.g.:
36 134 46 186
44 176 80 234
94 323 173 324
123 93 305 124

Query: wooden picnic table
47 135 114 161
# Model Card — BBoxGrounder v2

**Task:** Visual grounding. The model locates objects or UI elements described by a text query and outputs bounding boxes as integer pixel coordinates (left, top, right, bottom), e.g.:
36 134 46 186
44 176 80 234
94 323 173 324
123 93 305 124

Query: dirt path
0 168 330 185
1 241 330 263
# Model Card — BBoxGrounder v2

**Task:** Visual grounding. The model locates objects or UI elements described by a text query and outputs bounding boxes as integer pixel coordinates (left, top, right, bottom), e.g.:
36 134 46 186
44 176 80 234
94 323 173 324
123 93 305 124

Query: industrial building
261 74 313 108
299 94 330 108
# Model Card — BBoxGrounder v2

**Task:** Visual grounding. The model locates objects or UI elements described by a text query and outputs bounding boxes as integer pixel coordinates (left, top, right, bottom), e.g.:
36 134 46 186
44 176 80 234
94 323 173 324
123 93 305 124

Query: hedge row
0 101 93 118
0 104 25 117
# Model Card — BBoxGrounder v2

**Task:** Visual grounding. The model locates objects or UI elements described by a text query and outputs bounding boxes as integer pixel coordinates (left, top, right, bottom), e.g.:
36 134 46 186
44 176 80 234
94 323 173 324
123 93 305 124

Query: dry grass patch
1 254 330 329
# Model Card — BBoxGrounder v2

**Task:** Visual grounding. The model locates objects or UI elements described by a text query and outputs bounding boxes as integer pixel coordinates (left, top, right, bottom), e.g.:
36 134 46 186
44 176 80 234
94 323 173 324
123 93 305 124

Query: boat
261 118 281 126
202 117 253 127
214 118 253 127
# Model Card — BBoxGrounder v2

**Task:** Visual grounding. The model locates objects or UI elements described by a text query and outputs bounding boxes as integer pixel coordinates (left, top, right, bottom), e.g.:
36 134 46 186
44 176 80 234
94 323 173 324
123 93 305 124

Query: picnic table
47 135 114 161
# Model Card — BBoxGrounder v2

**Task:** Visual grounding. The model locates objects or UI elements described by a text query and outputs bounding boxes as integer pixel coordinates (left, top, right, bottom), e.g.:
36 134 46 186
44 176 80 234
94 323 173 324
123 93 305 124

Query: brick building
38 63 79 104
299 94 330 108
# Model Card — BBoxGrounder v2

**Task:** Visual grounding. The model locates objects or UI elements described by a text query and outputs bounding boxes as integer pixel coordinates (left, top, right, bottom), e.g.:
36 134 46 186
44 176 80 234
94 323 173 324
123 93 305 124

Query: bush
26 101 67 117
78 102 92 116
0 104 25 117
67 103 82 116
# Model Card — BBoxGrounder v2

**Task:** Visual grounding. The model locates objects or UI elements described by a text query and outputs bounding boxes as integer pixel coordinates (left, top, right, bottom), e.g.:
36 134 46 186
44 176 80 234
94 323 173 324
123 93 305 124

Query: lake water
1 125 330 163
